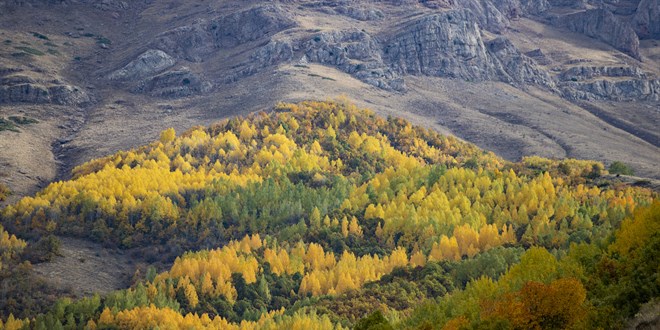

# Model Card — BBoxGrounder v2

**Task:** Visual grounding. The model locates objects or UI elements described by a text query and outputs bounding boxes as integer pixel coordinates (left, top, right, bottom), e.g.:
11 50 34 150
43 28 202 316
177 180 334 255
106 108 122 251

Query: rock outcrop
108 49 175 80
459 0 510 33
154 4 296 62
486 37 556 88
386 10 499 81
385 10 553 88
236 9 552 92
553 9 641 60
547 0 587 8
335 5 385 21
560 78 660 101
133 68 211 98
556 64 659 101
633 0 660 39
0 74 90 105
558 65 644 81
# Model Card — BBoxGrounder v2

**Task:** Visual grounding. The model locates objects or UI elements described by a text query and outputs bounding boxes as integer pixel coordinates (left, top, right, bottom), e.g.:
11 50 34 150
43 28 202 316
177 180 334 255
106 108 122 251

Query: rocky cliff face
561 78 660 101
556 65 659 101
386 10 498 81
485 37 556 88
553 9 641 60
228 9 552 92
633 0 660 39
154 4 296 62
0 72 90 105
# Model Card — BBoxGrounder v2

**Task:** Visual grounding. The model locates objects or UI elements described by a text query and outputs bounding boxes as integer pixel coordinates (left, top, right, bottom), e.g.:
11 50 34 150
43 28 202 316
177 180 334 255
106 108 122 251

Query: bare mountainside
0 0 658 203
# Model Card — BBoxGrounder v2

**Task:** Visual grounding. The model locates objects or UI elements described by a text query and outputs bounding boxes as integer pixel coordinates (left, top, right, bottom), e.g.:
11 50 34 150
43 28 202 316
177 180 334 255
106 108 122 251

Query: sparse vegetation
0 118 20 132
8 116 39 125
308 73 336 81
14 46 45 56
95 36 111 45
31 32 49 40
0 116 38 133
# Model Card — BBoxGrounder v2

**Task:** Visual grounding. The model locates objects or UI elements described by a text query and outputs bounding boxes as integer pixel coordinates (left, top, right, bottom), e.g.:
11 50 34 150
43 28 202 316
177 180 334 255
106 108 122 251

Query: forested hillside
0 100 657 329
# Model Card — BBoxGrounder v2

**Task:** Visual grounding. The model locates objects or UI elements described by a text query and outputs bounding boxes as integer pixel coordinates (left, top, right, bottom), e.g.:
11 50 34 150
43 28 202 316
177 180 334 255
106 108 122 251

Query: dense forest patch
0 100 656 329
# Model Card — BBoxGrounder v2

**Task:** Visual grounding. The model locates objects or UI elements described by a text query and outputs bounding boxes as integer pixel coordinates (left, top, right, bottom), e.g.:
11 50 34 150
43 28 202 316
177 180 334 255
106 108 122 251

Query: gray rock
134 68 211 98
335 5 385 21
108 49 175 80
547 0 588 8
454 0 552 33
558 65 645 81
0 83 50 104
561 78 660 101
486 37 556 88
418 0 456 9
210 4 296 48
0 82 90 105
633 0 660 39
385 10 499 81
460 0 510 33
153 20 214 63
154 4 296 62
49 85 91 105
553 9 641 60
237 9 553 92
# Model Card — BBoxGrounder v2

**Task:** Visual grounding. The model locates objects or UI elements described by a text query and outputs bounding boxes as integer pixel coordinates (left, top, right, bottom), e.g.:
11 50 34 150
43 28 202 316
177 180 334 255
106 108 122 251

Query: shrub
0 183 10 201
609 161 634 176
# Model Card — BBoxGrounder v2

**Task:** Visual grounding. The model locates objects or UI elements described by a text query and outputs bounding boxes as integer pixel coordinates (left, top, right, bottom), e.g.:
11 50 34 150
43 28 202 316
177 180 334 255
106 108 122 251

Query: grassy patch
31 32 49 40
47 48 61 56
9 116 39 125
14 46 45 56
0 116 38 132
294 64 310 69
308 73 336 81
3 39 11 44
44 42 58 48
95 36 111 45
0 118 20 132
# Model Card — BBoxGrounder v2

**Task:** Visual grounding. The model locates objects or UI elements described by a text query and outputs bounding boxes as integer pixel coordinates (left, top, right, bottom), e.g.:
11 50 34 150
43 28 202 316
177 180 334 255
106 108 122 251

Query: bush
22 235 61 263
609 161 634 176
0 183 10 201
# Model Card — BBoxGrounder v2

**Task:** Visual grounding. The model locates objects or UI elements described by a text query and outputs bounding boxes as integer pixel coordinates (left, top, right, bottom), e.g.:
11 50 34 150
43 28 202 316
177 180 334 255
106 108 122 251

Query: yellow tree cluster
298 247 410 296
92 304 343 330
0 225 26 270
154 235 263 303
0 314 27 330
151 234 418 301
355 163 651 251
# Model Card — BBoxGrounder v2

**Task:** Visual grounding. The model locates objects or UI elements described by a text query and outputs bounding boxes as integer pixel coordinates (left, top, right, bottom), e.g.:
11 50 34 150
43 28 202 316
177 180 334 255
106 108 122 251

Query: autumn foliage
0 100 656 329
